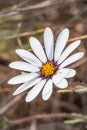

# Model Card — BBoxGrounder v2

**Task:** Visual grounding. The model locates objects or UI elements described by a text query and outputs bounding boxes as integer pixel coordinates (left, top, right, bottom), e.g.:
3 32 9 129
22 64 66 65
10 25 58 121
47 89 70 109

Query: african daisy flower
8 27 84 102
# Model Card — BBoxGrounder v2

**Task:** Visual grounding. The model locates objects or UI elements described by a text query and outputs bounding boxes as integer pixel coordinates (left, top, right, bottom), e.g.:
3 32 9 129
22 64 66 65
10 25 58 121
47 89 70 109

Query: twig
30 120 37 130
16 0 58 11
0 94 24 115
0 70 15 86
9 112 87 125
8 113 73 124
17 37 24 48
0 28 44 41
0 27 87 43
16 23 24 48
0 5 87 42
0 0 83 19
68 35 87 43
0 0 64 19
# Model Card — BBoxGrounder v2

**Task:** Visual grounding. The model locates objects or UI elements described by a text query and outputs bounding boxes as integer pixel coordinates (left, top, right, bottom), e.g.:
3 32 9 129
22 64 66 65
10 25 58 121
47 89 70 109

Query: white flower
8 27 84 102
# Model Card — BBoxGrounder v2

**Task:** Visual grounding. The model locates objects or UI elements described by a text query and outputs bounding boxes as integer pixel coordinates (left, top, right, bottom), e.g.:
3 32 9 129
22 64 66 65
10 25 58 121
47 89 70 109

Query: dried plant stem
68 35 87 43
0 0 63 19
17 37 24 48
0 94 24 115
0 28 87 43
8 112 87 125
8 113 73 124
0 29 44 41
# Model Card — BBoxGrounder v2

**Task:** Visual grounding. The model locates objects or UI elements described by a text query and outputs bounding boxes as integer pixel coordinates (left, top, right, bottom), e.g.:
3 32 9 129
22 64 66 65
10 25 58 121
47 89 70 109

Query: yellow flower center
40 61 57 78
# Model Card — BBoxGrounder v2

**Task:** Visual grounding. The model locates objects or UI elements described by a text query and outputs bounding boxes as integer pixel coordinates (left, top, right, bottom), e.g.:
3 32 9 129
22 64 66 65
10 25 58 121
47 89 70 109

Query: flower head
8 27 84 102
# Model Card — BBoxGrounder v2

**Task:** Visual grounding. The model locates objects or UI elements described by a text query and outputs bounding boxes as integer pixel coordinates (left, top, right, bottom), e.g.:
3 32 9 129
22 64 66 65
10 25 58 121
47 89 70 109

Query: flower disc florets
40 61 58 78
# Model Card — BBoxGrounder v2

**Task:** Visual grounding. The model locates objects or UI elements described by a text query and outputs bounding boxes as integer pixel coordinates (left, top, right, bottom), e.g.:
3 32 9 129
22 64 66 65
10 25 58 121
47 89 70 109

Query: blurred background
0 0 87 130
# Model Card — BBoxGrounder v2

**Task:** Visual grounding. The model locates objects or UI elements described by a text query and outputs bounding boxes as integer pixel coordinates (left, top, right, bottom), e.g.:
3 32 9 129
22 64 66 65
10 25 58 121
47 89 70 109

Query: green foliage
32 24 44 31
64 113 87 125
0 14 23 24
32 24 44 38
57 85 87 93
0 116 8 128
71 113 87 120
64 119 83 125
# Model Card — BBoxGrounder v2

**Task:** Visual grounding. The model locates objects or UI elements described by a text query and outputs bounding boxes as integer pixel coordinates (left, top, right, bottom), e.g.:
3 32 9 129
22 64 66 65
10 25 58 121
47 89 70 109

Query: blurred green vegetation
0 116 8 129
64 113 87 125
0 13 44 60
57 85 87 93
0 14 23 24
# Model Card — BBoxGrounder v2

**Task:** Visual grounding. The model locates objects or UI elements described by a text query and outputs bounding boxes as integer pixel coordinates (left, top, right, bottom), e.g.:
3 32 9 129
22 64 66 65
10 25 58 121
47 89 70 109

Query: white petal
9 61 39 72
59 52 84 69
8 73 38 84
42 79 53 100
44 27 54 60
26 79 46 102
54 28 69 61
55 78 68 89
29 37 47 63
58 40 81 64
13 78 41 95
52 73 63 84
58 68 76 78
16 49 42 67
52 73 64 89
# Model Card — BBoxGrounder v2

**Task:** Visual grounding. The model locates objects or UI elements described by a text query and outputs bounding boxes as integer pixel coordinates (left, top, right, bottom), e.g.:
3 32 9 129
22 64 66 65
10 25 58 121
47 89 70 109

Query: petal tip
29 37 35 42
77 40 81 43
45 27 52 32
42 96 49 101
65 28 69 30
9 63 13 68
8 79 15 85
9 62 16 68
15 49 21 54
74 40 81 46
63 28 69 33
13 89 20 96
77 40 81 46
29 37 38 47
7 80 11 84
13 91 17 96
80 52 85 57
59 84 68 89
25 96 31 102
62 28 69 37
7 78 17 85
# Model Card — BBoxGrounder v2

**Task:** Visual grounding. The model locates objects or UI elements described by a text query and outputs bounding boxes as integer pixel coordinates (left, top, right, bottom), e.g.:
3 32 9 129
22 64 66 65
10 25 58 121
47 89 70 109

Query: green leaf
71 113 87 120
57 85 87 93
64 113 87 125
57 89 72 93
0 116 9 128
64 119 84 125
